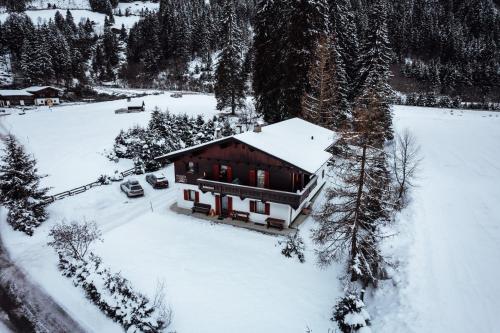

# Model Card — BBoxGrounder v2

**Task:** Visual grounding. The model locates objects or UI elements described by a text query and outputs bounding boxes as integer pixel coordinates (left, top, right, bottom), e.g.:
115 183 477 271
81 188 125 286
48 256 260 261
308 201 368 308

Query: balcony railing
197 175 318 210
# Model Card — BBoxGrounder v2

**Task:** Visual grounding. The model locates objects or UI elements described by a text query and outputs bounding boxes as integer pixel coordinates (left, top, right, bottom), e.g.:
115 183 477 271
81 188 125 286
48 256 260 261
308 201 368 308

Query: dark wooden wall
173 140 310 192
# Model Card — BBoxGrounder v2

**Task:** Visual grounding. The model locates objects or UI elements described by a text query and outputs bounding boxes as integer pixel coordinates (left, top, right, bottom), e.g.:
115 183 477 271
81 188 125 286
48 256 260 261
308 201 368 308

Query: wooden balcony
197 175 318 210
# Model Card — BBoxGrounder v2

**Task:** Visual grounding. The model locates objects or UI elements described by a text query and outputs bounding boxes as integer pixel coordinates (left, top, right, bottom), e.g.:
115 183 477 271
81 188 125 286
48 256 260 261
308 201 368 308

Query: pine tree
312 92 391 287
214 0 245 115
301 34 349 130
20 27 55 84
253 0 287 122
329 0 360 102
253 0 327 123
0 135 49 235
333 293 371 333
356 0 393 140
278 0 328 120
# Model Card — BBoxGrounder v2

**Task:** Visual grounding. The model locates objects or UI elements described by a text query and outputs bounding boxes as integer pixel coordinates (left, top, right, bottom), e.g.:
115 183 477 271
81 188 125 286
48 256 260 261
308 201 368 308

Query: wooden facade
0 93 34 107
26 87 61 99
165 138 318 209
171 139 312 191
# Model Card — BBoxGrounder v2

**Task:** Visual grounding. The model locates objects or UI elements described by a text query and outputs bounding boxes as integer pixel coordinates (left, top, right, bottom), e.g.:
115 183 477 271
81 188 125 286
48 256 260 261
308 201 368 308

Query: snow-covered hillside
1 98 499 332
0 8 149 34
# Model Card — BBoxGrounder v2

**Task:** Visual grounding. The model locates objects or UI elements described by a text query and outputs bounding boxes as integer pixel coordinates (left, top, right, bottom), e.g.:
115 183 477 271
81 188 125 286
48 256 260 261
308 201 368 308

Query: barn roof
157 118 335 174
24 86 63 93
0 90 33 97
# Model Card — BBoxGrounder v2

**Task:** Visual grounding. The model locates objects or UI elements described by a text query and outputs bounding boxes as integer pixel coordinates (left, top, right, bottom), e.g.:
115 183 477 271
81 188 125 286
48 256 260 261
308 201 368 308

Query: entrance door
220 196 233 217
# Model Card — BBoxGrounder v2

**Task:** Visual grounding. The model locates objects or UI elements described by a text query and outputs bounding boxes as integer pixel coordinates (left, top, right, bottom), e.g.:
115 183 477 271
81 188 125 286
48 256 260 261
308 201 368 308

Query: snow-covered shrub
110 170 124 182
333 293 371 333
97 174 111 185
112 107 236 170
57 252 172 332
48 220 102 260
6 200 40 236
279 233 305 263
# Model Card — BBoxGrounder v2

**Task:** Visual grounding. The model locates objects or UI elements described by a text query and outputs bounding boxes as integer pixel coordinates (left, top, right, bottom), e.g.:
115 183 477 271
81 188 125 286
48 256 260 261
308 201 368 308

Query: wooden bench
231 210 250 222
192 202 211 215
266 217 285 230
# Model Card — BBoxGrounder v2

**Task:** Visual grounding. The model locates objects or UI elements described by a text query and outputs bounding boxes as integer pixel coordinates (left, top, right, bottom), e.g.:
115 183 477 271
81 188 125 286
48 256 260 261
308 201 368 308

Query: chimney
215 127 222 138
253 124 262 133
236 124 243 134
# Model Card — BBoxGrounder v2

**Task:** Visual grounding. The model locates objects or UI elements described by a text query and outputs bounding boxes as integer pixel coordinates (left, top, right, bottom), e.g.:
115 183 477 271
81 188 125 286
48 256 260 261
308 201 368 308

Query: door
220 196 232 216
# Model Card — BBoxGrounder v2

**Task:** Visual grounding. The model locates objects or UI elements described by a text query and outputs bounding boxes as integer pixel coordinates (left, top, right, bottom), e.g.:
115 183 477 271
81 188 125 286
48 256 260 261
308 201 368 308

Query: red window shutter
265 203 270 215
228 196 233 213
249 200 255 212
195 191 200 203
249 169 256 186
227 166 233 182
215 195 221 215
212 164 220 180
183 189 189 200
264 171 270 188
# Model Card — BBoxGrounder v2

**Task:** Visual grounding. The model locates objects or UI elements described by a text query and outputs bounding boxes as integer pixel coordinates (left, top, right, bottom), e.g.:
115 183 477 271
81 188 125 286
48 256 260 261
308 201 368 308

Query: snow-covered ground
1 92 218 193
26 0 91 10
0 92 342 332
0 9 142 34
371 106 500 333
1 97 499 332
115 1 159 15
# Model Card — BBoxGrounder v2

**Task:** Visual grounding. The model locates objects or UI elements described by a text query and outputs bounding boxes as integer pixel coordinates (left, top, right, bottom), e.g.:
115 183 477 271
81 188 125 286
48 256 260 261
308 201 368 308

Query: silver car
120 179 144 197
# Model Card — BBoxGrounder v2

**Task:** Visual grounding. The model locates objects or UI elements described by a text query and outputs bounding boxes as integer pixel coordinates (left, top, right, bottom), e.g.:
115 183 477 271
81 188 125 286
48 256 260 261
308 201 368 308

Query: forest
0 0 498 104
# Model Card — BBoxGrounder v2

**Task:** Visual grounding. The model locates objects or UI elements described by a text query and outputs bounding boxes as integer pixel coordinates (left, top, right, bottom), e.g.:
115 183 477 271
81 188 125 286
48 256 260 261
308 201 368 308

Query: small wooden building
157 118 335 229
24 86 62 106
0 90 35 107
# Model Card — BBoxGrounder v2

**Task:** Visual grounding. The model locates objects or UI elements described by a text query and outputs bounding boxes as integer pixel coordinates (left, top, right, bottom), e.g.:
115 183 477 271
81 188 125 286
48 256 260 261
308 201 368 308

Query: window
184 189 199 202
256 201 266 214
220 164 228 178
250 200 270 215
322 169 325 179
188 161 195 172
188 190 197 201
257 169 266 188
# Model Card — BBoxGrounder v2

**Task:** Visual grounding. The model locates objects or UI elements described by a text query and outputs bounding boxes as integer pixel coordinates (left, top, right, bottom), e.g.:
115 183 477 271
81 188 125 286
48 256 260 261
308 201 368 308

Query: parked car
146 174 169 189
120 179 144 197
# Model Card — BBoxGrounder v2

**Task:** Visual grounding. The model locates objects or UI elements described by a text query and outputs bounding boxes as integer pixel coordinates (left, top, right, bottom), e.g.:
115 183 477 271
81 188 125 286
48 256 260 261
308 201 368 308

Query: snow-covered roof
158 118 335 174
0 90 33 97
234 118 335 173
24 86 63 92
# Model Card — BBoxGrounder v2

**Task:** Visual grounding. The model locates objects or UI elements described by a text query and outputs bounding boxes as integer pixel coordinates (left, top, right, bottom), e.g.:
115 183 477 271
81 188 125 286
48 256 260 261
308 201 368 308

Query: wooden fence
42 167 135 204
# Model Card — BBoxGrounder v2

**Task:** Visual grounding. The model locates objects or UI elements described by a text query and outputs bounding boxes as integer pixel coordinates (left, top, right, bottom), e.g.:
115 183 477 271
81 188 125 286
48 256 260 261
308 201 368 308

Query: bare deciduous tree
48 219 102 260
391 129 422 209
151 280 173 331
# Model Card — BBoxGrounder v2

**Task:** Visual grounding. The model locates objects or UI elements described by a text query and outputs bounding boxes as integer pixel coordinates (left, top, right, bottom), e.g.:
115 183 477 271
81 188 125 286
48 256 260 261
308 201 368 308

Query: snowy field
0 8 144 33
0 92 218 193
1 97 500 332
372 106 500 333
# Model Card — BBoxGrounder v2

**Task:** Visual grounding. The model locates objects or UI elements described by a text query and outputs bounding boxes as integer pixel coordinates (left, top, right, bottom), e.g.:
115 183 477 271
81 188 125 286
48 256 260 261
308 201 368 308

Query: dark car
146 174 169 189
120 179 144 197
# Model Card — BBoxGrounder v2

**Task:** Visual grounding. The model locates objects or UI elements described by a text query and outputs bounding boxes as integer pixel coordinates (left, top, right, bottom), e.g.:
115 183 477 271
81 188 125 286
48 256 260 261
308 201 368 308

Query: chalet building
0 90 35 107
24 86 62 106
157 118 335 229
0 86 62 107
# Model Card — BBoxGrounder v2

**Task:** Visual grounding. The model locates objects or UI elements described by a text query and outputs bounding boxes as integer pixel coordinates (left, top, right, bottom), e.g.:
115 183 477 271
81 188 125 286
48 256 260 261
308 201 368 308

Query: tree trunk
350 143 367 282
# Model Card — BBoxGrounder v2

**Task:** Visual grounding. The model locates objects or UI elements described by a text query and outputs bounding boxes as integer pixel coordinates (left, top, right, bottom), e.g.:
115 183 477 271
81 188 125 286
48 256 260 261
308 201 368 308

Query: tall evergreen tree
0 135 49 235
312 91 391 286
356 0 393 140
253 0 287 122
214 0 245 115
301 34 349 129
